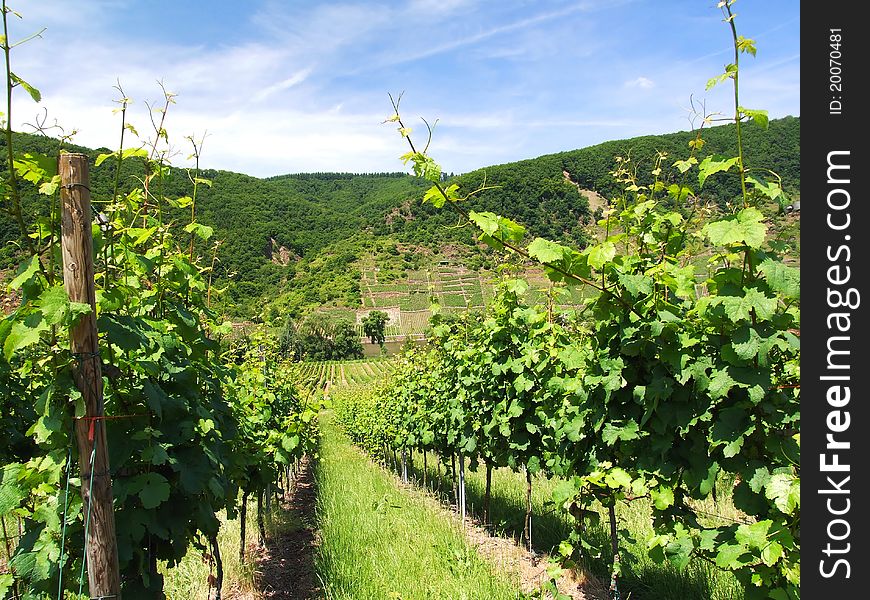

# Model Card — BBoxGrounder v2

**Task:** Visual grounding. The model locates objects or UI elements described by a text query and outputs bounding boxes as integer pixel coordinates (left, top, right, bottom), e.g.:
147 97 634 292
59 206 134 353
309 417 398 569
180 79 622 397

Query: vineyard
1 2 801 600
355 261 589 341
331 3 801 598
295 358 396 391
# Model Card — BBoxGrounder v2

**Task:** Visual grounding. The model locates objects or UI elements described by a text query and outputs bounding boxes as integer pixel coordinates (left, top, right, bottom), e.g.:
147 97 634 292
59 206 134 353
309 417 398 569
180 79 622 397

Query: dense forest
1 116 799 319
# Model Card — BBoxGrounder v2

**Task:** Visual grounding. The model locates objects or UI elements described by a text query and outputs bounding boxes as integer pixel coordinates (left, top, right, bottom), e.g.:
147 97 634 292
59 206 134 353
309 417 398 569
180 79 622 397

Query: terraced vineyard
353 258 591 340
361 261 491 311
295 357 397 391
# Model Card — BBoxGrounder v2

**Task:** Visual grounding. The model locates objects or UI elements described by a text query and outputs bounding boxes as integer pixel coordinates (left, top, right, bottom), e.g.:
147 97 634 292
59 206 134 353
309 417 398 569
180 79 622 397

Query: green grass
314 416 524 600
161 503 266 598
404 451 744 600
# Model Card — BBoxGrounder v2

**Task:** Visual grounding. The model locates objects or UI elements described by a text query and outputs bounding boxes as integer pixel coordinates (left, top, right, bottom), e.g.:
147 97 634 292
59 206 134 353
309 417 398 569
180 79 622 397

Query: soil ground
226 457 320 600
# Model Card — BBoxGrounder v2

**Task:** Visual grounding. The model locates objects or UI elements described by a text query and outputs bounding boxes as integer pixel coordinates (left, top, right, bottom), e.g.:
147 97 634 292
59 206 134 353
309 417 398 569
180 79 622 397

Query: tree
332 318 364 359
278 313 363 360
362 310 389 349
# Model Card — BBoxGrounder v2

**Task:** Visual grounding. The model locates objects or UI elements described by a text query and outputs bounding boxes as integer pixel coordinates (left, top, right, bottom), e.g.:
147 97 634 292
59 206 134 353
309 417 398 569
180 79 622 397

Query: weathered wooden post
59 153 122 598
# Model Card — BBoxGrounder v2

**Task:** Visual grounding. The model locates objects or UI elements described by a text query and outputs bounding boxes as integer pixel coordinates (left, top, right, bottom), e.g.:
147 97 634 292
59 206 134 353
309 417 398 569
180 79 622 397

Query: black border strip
802 2 868 595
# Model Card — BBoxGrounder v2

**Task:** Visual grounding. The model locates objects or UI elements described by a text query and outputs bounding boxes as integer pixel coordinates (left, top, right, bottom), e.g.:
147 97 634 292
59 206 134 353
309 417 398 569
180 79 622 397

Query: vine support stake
524 467 533 553
458 454 466 526
59 153 122 598
608 503 621 600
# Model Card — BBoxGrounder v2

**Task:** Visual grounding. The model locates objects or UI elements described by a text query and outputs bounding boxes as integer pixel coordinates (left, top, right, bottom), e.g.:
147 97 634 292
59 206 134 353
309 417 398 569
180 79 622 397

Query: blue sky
12 0 799 178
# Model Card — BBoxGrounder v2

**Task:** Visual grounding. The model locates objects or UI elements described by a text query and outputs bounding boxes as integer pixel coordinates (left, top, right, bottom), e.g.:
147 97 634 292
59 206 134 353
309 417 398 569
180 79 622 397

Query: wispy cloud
364 2 596 70
251 68 313 103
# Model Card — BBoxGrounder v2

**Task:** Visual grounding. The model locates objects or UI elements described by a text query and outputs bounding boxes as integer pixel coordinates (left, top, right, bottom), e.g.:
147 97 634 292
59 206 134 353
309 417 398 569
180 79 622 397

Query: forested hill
1 116 798 317
391 115 799 245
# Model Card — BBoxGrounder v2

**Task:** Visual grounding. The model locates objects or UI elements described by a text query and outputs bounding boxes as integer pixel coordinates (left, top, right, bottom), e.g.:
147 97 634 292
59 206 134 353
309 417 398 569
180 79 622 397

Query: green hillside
1 116 799 321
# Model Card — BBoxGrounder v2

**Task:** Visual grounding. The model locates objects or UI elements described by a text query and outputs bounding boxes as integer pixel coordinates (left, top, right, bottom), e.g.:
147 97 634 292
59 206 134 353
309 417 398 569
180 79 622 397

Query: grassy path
314 414 523 600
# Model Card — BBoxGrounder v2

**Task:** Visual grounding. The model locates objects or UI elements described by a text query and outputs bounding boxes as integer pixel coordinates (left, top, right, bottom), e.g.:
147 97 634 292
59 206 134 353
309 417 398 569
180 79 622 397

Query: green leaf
727 326 760 361
719 288 778 323
173 195 194 209
618 274 653 297
121 147 148 160
736 36 757 56
133 473 171 509
501 279 527 298
663 531 694 570
604 467 633 489
13 152 56 184
698 155 740 188
735 519 772 550
10 72 41 102
650 485 675 510
142 445 170 466
551 480 578 506
748 467 771 493
401 151 441 182
601 420 640 445
68 302 92 325
662 262 697 299
746 176 784 203
423 184 446 208
36 286 70 325
468 211 525 245
758 259 799 299
0 464 26 514
740 107 768 129
707 368 736 400
281 434 300 453
514 373 534 393
557 346 585 370
39 175 60 196
667 183 692 203
765 473 800 515
8 255 40 290
706 67 734 90
672 157 698 174
95 152 117 167
761 541 784 566
527 237 569 263
0 574 13 597
698 528 720 552
4 317 49 361
184 222 214 240
703 207 766 248
715 543 750 569
587 241 616 270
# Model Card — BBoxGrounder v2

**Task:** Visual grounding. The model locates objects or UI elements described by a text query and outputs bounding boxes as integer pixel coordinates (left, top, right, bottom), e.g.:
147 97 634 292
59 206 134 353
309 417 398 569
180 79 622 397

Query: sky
10 0 799 178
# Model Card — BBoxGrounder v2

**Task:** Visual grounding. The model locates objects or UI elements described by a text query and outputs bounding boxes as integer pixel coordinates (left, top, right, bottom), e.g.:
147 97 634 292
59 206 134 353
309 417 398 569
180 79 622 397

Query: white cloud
251 68 313 103
625 76 655 89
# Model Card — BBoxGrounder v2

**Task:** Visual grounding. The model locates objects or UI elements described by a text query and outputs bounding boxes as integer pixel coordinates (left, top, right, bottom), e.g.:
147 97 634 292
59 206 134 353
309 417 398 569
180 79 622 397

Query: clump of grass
161 496 287 598
314 415 522 600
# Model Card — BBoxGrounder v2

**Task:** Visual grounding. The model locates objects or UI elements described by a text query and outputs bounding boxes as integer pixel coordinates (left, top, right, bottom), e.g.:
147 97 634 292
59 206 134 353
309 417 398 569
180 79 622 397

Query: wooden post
59 153 122 598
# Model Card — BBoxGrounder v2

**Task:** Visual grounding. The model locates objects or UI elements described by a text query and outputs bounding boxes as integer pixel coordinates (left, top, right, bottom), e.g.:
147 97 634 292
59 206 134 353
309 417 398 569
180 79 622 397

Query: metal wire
56 447 73 600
